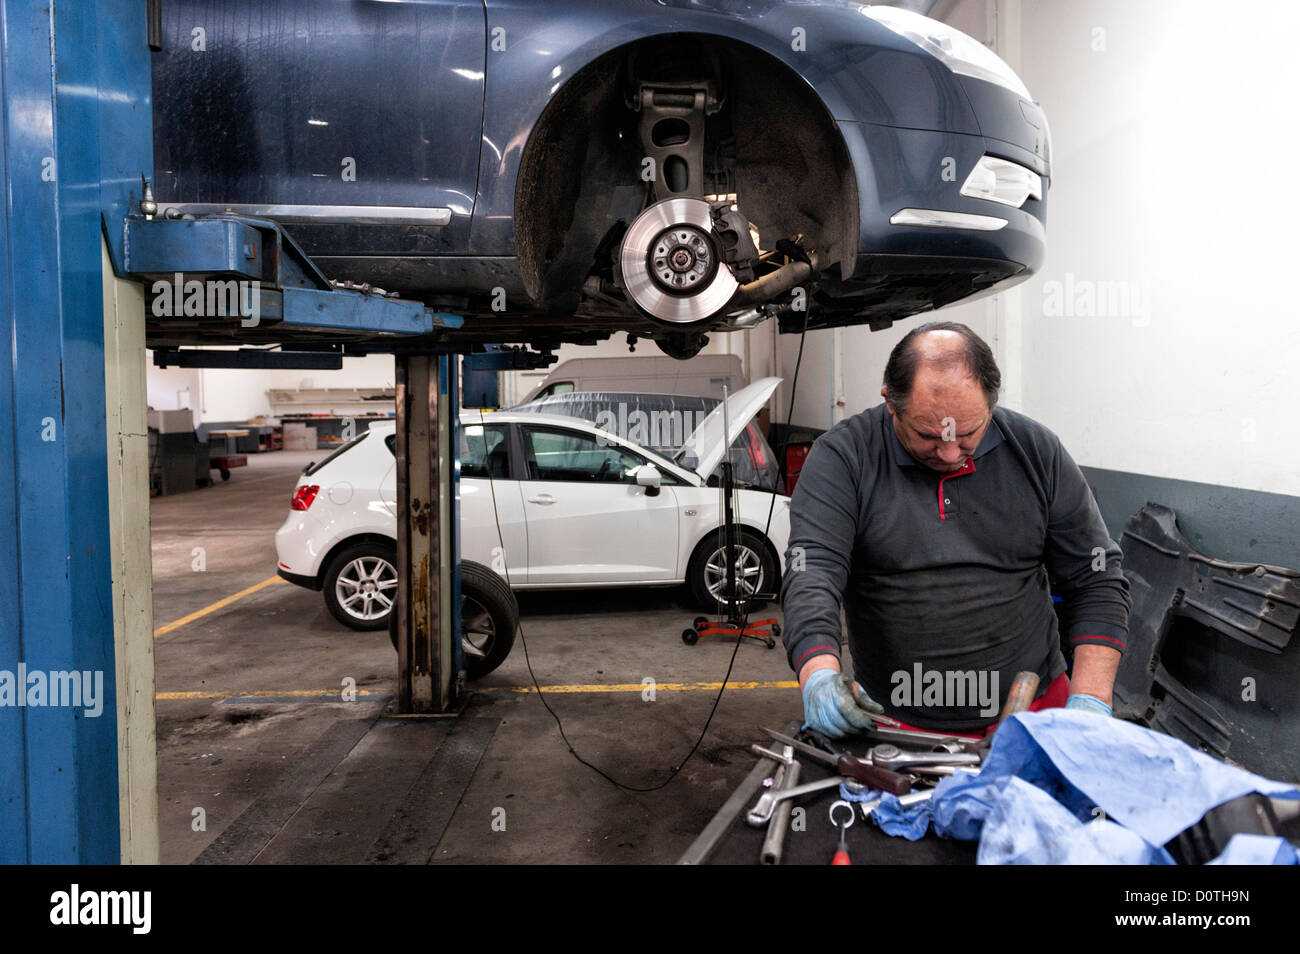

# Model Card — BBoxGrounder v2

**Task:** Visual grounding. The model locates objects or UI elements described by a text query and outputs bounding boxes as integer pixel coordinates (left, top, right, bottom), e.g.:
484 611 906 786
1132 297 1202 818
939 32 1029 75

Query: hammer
991 670 1040 734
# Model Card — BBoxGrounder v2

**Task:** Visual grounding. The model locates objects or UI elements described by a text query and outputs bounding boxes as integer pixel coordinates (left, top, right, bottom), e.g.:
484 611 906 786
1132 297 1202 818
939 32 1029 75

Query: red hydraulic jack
680 453 780 650
683 614 779 649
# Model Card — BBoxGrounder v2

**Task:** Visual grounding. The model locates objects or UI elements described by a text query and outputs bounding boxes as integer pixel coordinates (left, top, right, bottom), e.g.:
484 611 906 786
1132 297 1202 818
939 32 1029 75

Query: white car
275 378 791 631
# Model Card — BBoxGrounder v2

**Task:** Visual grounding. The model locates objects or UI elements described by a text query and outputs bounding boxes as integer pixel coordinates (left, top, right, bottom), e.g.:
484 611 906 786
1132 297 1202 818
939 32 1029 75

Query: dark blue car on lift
151 1 1049 358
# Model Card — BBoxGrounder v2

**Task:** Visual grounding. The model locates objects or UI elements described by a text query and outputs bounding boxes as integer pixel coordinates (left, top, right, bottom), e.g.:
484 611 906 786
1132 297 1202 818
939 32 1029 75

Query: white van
518 354 745 404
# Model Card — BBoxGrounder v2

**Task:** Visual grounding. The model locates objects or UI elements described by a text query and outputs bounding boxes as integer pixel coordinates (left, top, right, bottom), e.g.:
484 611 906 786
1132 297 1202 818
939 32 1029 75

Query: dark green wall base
1081 467 1300 571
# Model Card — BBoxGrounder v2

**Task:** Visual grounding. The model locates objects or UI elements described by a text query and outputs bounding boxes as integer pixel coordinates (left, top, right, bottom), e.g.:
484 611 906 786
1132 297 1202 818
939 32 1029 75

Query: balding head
882 321 1001 417
880 322 1001 473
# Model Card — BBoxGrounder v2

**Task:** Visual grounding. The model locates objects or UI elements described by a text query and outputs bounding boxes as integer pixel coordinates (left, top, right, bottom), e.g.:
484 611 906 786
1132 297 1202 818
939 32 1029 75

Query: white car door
518 423 679 584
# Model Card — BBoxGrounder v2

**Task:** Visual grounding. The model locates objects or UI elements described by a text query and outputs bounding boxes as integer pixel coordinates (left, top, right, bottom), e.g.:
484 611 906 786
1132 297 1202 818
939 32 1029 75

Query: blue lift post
0 0 154 862
0 0 475 865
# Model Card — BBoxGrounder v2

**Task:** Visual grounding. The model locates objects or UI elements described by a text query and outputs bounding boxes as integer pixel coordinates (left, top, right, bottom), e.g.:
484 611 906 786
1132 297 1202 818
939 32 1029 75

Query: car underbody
148 35 1033 359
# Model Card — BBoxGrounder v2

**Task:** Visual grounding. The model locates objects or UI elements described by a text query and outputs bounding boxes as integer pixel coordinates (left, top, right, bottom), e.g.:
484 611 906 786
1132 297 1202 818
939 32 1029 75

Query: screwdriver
832 831 852 868
829 800 853 865
831 822 851 865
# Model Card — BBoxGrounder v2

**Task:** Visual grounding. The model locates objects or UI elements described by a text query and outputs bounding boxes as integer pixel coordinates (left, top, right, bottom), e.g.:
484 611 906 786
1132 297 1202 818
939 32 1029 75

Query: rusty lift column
393 354 459 712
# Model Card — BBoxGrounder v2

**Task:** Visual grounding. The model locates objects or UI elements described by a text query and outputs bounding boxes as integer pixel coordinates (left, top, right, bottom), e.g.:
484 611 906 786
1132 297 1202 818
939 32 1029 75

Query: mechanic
781 321 1131 737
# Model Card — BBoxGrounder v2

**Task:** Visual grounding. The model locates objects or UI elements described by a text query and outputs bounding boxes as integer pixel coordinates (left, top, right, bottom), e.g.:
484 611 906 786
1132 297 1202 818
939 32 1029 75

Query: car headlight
960 155 1043 208
861 5 1032 100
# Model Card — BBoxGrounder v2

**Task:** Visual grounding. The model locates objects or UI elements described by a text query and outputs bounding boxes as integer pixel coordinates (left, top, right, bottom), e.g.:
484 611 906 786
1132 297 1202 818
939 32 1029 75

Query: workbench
679 729 977 865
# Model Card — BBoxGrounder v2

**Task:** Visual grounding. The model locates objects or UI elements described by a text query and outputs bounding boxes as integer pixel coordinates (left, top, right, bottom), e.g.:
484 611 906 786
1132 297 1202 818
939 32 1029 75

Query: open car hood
675 377 782 482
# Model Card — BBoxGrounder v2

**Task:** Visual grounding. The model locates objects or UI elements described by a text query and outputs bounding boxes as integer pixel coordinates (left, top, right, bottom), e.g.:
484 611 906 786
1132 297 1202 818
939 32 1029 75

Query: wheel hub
653 226 713 292
705 544 763 601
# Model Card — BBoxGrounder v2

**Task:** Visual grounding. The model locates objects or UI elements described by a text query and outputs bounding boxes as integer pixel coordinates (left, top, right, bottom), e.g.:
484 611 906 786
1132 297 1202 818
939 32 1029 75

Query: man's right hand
801 667 885 739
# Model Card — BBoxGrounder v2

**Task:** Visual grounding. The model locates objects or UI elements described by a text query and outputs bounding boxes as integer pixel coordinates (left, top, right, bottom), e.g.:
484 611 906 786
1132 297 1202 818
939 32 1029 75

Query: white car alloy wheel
687 528 777 611
336 556 397 621
323 542 399 631
705 542 764 601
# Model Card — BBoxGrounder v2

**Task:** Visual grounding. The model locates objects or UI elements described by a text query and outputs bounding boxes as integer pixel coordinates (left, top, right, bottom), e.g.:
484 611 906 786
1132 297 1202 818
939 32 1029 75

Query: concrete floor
152 448 800 864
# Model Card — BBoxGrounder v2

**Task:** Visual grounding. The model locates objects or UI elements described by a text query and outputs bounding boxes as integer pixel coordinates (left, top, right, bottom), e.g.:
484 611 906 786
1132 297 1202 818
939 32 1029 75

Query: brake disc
620 197 739 325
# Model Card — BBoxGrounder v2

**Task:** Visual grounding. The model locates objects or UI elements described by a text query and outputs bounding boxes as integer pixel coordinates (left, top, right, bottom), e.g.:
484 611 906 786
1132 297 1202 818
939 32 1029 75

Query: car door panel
519 425 679 585
152 0 485 255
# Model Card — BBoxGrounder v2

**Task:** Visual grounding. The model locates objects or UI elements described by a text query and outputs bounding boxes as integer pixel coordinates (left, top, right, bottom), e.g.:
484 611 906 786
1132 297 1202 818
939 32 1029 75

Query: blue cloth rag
837 780 933 840
864 710 1300 864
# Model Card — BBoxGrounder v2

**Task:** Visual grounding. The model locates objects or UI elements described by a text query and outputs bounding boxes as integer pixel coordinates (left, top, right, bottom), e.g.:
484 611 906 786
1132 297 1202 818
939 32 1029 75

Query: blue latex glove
801 668 884 738
1065 692 1112 717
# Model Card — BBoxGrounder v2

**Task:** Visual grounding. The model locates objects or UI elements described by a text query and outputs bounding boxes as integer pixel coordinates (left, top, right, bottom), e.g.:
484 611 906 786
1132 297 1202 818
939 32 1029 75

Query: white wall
145 359 198 415
778 0 1300 497
146 351 396 424
1016 0 1300 495
262 353 395 393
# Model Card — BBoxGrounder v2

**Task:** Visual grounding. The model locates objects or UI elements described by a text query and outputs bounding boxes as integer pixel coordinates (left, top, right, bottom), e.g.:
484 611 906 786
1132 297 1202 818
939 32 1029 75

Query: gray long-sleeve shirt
781 403 1130 730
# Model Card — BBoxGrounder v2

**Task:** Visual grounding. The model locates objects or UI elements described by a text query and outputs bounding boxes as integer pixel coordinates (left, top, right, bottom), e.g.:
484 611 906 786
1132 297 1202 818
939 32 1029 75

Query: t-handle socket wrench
750 744 801 866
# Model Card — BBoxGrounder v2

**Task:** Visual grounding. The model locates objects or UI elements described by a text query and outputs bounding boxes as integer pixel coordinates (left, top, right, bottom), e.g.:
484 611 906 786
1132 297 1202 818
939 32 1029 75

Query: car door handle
527 494 555 505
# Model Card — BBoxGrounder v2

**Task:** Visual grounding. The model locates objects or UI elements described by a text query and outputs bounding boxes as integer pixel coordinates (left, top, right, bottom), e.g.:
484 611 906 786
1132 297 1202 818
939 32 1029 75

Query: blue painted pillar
0 0 152 863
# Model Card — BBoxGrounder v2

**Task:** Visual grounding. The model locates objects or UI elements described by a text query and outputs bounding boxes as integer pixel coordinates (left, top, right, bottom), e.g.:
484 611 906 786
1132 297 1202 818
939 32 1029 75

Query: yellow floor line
153 575 288 638
156 679 797 701
157 688 389 701
485 679 799 694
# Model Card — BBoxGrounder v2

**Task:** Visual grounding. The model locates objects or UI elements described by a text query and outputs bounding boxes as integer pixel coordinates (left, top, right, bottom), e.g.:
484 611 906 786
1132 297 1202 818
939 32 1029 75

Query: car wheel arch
512 32 860 303
684 522 783 596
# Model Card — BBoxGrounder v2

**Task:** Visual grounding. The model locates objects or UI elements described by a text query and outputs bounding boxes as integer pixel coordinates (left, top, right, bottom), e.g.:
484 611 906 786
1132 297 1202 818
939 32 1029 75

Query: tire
322 540 398 631
686 528 778 612
387 560 519 681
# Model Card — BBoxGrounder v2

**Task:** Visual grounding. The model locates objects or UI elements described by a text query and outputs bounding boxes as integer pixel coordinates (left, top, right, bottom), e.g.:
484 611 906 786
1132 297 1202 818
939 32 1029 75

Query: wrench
867 743 982 771
863 725 989 752
906 764 982 777
747 775 863 827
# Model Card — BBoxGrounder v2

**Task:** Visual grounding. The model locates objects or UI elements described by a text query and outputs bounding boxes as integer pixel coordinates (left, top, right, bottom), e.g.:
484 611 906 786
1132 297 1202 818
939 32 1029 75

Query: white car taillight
291 485 320 511
961 155 1043 208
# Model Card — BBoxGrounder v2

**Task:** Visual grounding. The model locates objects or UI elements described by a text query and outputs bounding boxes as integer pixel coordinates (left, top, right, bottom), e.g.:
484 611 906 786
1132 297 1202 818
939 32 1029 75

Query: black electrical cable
477 305 810 792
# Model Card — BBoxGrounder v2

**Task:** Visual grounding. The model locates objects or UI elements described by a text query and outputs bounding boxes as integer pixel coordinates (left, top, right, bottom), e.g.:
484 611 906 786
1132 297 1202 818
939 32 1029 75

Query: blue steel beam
1 0 151 863
124 214 466 336
124 217 266 280
283 286 435 336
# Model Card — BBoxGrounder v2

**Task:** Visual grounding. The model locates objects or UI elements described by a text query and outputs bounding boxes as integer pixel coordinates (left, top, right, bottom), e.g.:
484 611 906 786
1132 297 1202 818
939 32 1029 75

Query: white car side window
522 426 646 484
